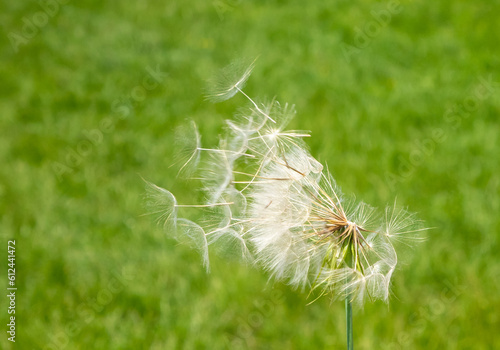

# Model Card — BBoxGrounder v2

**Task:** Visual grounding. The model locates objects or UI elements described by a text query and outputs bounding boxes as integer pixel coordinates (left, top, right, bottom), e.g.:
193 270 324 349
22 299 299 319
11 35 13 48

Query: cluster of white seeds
147 60 424 304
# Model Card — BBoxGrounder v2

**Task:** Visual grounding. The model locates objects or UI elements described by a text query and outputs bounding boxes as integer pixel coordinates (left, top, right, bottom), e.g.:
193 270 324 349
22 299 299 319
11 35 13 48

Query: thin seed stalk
346 297 353 350
345 239 354 350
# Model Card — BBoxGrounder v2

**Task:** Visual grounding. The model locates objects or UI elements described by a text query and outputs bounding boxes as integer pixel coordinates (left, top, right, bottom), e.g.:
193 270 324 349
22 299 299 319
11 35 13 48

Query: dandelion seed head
148 60 427 306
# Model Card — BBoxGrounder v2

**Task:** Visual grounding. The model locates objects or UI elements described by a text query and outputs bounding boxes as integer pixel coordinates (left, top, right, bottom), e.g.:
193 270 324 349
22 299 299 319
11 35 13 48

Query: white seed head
148 61 426 305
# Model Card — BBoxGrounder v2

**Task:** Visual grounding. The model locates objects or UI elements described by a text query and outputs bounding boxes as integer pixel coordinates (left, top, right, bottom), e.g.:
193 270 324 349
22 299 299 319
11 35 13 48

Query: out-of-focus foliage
0 0 498 349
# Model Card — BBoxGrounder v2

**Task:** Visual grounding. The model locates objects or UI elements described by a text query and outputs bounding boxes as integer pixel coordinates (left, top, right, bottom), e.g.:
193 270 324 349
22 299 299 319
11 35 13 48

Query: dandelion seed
175 121 202 177
206 57 276 123
205 57 257 103
175 218 210 271
144 181 178 232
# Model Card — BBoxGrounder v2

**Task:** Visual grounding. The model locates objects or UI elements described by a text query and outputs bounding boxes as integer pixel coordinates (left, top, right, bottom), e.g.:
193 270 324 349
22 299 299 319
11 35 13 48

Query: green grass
1 0 499 349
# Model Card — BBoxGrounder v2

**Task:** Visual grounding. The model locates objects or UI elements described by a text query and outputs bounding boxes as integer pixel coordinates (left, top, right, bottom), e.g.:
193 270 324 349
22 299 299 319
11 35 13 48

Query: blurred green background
1 0 499 349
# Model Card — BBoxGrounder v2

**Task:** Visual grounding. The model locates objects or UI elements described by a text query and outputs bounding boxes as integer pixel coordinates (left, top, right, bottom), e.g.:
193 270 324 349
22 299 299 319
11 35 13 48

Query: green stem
346 297 353 350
